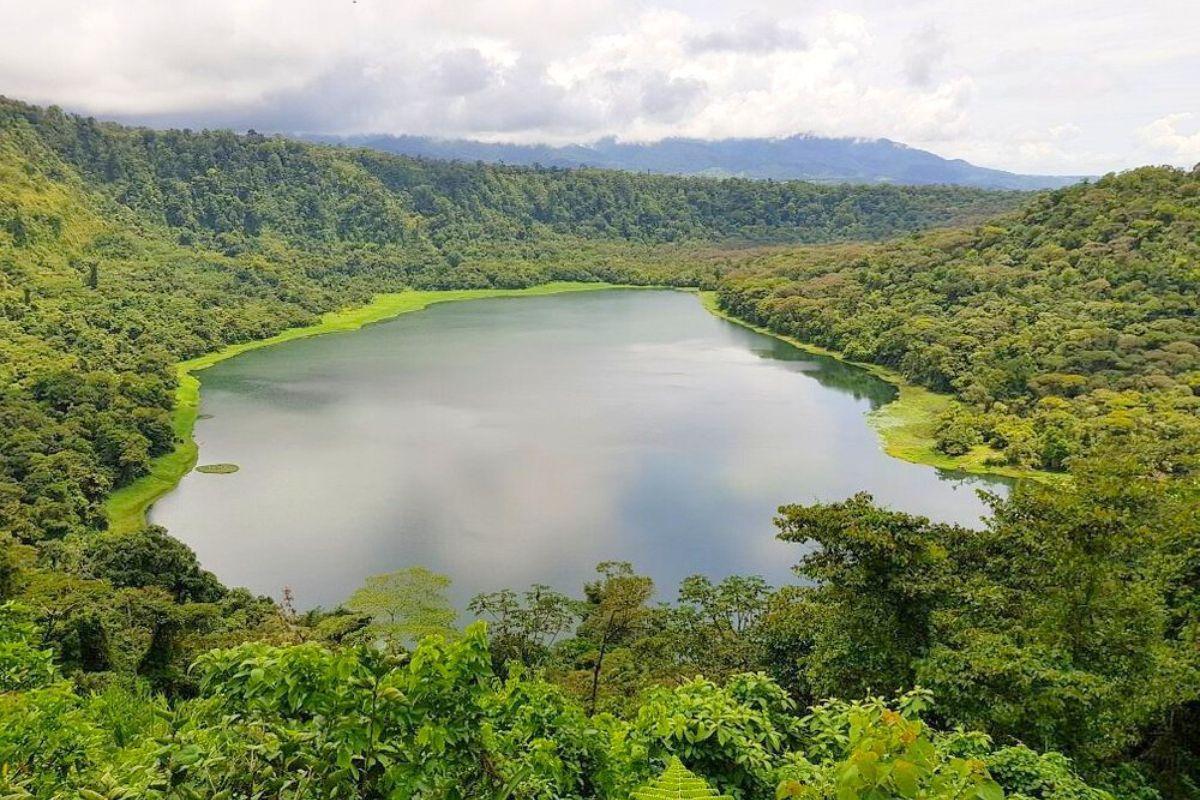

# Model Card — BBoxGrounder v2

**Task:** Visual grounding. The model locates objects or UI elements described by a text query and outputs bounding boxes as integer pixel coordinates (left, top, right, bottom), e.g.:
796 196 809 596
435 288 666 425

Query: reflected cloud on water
154 291 1006 609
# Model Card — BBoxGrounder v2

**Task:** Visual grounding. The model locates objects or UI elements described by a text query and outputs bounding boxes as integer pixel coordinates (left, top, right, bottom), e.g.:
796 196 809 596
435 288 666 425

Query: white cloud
1137 113 1200 166
1048 124 1082 140
0 0 1196 174
432 49 496 97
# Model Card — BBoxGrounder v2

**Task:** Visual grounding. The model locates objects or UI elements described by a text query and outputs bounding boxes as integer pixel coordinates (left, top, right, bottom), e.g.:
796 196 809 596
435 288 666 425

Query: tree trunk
587 613 615 716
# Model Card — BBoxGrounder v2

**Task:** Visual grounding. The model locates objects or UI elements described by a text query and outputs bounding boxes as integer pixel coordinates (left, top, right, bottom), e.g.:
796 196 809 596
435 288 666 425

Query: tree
578 561 654 715
774 494 961 697
468 583 578 671
345 567 457 649
777 690 1007 800
918 447 1200 770
81 525 224 603
749 586 822 704
935 407 983 456
770 446 1200 796
678 575 772 637
671 575 773 677
0 603 56 692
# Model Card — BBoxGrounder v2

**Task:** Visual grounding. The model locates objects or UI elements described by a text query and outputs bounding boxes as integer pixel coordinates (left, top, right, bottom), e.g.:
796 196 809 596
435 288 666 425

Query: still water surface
153 290 1004 609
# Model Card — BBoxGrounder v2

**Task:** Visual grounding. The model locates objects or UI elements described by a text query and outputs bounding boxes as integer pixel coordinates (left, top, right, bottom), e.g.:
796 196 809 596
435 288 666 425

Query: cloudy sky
2 0 1197 175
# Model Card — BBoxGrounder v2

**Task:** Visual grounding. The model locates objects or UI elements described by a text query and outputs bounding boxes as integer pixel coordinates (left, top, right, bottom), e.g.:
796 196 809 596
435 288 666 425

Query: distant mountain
306 133 1084 190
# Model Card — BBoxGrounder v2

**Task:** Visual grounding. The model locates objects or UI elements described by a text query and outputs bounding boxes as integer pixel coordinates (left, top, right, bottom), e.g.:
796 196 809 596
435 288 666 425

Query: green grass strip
104 282 628 533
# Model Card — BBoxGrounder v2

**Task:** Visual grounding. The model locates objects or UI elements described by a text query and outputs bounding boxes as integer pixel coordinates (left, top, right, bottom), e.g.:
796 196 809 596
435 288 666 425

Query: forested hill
1 97 1018 252
719 164 1200 473
310 132 1084 190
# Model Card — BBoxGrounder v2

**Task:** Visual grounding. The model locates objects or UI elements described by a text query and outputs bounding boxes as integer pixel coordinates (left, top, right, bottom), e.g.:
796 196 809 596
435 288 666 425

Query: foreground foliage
2 449 1192 798
631 758 731 799
1 606 1108 800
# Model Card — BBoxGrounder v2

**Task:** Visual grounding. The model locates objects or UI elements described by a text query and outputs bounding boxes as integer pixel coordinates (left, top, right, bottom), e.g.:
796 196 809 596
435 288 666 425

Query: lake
152 290 1005 609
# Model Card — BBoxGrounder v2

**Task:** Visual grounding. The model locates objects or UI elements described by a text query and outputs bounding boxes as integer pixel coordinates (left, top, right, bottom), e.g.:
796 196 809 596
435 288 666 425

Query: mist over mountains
306 133 1085 190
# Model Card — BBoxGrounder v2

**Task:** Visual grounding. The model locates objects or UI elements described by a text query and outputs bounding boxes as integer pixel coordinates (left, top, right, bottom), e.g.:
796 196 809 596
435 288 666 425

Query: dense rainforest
720 167 1200 473
0 96 1197 799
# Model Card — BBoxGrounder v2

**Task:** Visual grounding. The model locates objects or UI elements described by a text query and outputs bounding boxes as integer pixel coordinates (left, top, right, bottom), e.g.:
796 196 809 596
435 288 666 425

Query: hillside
311 132 1084 190
719 165 1200 472
5 98 1019 253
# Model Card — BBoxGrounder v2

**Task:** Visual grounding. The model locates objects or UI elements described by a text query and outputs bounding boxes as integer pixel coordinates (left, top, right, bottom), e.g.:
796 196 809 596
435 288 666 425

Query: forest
0 97 1197 799
719 167 1200 473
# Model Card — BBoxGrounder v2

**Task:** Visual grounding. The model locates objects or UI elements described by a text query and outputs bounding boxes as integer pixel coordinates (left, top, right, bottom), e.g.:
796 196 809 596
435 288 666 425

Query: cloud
0 0 1197 173
1137 113 1200 166
1048 123 1082 140
433 49 495 96
639 75 706 120
686 16 806 54
902 24 948 87
435 56 600 135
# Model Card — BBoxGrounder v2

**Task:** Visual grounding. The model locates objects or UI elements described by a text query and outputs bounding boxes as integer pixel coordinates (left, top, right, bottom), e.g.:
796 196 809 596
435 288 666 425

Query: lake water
153 290 1005 609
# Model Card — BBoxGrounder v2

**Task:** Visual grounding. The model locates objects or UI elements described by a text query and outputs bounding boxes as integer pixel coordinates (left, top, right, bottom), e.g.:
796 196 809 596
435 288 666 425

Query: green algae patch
196 463 239 474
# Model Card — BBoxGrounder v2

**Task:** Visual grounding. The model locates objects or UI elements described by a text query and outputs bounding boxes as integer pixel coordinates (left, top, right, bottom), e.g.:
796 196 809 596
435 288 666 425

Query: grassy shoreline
104 281 1044 534
103 281 628 533
696 291 1051 482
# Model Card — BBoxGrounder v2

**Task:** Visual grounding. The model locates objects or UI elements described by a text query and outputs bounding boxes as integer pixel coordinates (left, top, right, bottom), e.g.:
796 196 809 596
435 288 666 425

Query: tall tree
579 561 654 714
775 494 962 697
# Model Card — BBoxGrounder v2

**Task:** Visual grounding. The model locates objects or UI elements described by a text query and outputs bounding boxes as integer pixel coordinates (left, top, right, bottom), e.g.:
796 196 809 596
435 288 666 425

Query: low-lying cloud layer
1 0 1196 174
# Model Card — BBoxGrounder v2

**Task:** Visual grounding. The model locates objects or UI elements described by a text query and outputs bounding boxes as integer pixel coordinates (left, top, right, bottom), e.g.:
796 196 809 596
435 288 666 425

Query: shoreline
102 281 631 533
103 281 1045 534
696 291 1052 483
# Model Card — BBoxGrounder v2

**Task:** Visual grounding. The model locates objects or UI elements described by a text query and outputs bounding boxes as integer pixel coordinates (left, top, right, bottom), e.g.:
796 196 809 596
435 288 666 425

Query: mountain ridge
305 132 1085 190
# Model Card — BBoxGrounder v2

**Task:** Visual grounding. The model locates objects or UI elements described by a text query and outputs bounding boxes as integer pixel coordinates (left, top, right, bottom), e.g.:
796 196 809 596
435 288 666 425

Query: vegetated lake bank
698 292 1055 482
106 282 1043 536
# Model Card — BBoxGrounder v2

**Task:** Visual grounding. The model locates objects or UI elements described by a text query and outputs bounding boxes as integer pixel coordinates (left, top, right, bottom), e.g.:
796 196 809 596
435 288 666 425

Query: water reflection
744 340 898 408
153 290 1006 609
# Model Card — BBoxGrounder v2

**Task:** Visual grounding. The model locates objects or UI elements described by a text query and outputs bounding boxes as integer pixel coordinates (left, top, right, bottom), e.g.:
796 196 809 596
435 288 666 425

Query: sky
1 0 1197 175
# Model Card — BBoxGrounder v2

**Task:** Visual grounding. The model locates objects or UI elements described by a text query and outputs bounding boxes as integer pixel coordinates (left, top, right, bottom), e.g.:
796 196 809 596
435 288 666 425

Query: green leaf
631 757 732 799
977 779 1005 800
892 759 919 798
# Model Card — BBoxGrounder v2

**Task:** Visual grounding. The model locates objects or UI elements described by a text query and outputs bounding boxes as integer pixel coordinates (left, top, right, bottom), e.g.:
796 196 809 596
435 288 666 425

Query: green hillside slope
4 97 1018 252
720 165 1200 473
